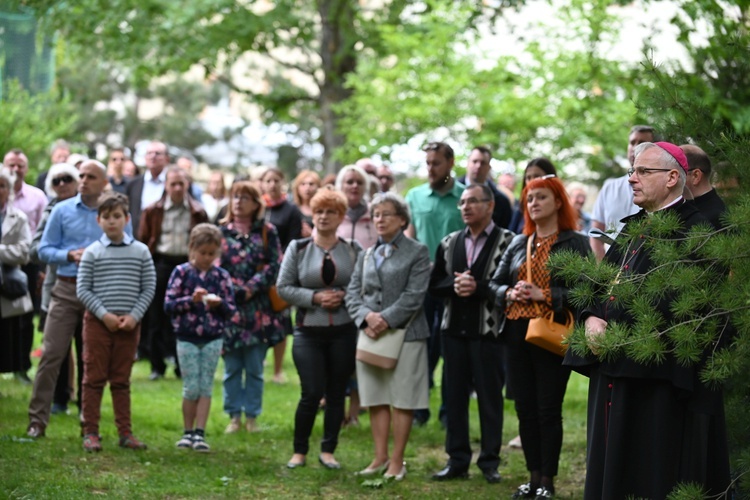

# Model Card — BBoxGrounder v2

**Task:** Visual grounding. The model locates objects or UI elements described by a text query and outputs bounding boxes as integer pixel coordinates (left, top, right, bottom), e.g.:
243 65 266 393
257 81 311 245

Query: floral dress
220 220 284 350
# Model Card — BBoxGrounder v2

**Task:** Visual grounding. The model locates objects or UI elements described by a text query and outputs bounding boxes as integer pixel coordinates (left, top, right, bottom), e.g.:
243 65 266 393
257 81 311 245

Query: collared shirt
141 170 167 209
464 221 496 268
13 182 48 233
405 180 465 262
156 197 190 256
38 194 133 277
100 233 134 247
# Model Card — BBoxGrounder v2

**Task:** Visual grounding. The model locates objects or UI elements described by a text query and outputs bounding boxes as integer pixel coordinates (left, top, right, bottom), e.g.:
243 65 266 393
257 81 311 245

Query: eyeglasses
372 212 398 220
627 167 673 177
457 197 491 208
145 151 165 156
52 175 75 187
232 195 254 202
378 175 393 181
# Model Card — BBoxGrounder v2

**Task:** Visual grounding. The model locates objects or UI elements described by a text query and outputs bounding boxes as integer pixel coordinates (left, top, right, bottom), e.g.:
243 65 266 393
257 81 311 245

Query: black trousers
415 293 445 422
17 263 40 373
147 254 186 375
505 318 571 477
443 334 505 472
291 326 356 455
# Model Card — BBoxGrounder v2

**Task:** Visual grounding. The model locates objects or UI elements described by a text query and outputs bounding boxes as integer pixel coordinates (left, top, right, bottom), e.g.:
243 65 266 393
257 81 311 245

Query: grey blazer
346 233 431 342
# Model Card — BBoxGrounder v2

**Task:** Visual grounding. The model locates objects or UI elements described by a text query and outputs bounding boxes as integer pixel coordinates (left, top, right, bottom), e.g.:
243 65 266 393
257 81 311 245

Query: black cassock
564 201 731 500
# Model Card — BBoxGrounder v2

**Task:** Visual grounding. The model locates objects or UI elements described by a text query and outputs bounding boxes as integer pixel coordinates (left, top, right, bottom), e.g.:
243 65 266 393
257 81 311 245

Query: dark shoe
27 422 45 438
319 455 341 470
148 371 163 381
119 433 147 450
51 403 68 415
14 371 32 385
431 465 469 481
481 469 502 484
412 409 429 427
512 483 535 499
534 486 554 499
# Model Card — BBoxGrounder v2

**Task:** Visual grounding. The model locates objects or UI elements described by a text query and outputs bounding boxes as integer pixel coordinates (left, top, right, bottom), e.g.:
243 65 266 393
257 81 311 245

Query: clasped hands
363 311 389 339
313 289 345 310
453 271 477 297
506 280 544 303
101 313 138 333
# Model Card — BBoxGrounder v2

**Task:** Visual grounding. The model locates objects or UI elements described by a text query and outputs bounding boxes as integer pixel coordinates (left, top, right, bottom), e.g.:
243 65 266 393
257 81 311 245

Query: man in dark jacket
429 184 515 484
566 142 730 499
681 144 727 229
139 167 208 380
458 146 513 229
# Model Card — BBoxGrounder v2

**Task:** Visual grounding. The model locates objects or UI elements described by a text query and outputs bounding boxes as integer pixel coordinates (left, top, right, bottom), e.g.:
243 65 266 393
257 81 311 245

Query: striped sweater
77 234 156 322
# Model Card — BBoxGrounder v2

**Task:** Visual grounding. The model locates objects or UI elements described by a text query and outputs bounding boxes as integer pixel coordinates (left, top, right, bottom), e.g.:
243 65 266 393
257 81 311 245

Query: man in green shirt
405 142 465 427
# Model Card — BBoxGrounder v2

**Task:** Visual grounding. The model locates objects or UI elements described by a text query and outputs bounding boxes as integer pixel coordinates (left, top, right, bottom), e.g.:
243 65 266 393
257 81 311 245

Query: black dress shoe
431 465 469 481
481 469 502 484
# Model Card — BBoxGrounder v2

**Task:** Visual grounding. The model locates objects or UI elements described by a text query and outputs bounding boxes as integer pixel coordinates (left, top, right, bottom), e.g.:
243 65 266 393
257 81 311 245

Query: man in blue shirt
27 160 134 438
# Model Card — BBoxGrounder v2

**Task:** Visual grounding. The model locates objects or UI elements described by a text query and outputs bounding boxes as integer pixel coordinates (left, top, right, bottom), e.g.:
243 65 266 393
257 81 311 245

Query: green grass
0 340 588 499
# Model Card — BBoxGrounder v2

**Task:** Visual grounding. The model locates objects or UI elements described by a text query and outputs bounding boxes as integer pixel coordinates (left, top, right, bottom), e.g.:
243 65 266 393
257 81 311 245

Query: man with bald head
681 144 726 229
125 141 169 236
27 160 134 438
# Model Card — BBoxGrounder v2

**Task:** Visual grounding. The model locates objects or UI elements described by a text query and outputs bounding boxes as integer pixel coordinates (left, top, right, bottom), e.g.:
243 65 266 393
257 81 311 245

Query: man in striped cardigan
428 183 515 484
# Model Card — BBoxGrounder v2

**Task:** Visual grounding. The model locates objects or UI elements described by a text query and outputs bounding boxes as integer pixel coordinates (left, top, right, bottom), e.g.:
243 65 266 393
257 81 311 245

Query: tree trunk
317 0 357 174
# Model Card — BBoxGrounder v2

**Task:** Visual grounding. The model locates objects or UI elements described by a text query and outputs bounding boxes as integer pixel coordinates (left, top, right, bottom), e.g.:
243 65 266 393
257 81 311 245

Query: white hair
45 163 80 197
633 142 686 191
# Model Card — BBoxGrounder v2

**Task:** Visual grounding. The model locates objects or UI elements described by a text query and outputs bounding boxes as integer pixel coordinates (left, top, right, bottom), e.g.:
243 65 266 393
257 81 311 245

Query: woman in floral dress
219 181 284 434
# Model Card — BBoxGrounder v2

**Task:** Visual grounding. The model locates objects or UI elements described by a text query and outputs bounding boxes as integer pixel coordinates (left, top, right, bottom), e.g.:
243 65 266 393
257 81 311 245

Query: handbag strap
526 235 543 317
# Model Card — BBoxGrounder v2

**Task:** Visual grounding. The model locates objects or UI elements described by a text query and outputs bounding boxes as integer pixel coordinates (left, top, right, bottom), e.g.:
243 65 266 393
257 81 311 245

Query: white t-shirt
591 175 639 236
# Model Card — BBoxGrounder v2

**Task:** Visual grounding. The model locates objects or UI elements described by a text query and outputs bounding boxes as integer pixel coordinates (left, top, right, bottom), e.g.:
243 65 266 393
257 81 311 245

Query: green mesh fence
0 8 55 99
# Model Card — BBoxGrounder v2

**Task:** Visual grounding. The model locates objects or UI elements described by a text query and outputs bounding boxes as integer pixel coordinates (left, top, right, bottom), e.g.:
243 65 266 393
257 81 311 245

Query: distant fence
0 8 55 98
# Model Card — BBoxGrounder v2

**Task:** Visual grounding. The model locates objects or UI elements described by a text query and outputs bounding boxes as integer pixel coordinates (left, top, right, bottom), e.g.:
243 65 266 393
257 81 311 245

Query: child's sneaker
119 433 147 450
83 434 102 453
192 434 210 452
176 432 194 449
225 416 241 434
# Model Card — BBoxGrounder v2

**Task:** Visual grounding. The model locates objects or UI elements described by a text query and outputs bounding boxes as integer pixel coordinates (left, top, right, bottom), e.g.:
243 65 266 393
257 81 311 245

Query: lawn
0 341 589 499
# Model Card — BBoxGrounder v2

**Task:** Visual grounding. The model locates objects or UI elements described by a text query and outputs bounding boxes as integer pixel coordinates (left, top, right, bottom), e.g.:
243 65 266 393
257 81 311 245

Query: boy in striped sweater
77 193 156 452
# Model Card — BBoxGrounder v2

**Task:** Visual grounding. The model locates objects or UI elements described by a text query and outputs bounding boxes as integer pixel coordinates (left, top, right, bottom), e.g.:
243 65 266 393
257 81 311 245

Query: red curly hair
521 176 578 236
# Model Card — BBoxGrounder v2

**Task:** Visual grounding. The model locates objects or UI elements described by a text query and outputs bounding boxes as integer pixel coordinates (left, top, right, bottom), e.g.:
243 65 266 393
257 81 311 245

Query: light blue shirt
38 194 133 277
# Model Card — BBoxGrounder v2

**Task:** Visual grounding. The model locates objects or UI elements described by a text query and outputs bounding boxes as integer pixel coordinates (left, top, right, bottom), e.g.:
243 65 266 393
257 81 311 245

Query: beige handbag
523 236 574 356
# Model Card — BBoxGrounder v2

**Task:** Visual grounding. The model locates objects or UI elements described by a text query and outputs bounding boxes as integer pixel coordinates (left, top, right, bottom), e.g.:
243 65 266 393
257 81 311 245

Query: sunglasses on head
52 175 75 187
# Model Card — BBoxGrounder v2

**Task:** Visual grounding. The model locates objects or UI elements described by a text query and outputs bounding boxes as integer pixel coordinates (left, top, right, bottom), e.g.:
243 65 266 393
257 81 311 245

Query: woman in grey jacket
346 192 431 481
277 188 361 470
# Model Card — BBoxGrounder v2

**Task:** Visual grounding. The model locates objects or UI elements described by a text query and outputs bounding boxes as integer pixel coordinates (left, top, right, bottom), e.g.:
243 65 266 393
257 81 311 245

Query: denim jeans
222 344 269 418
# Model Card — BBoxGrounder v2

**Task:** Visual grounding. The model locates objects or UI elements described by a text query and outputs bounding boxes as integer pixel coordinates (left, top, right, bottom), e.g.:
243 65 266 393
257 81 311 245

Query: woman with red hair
489 175 589 500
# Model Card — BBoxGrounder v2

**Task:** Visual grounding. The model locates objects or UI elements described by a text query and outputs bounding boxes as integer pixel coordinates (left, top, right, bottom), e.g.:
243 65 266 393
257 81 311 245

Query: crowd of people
0 127 732 499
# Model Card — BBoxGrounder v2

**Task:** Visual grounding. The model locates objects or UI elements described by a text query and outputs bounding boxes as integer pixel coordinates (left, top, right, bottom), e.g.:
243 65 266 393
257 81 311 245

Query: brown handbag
260 225 290 312
523 236 574 356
